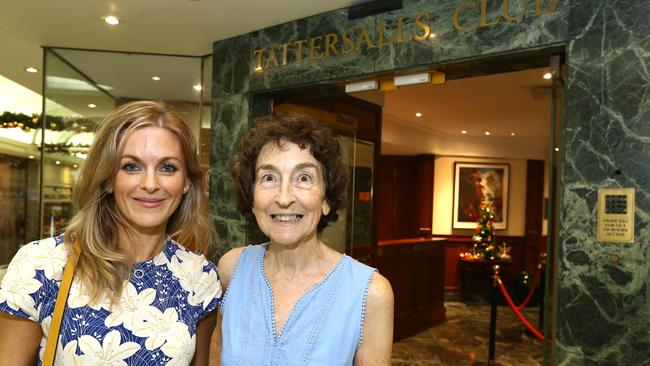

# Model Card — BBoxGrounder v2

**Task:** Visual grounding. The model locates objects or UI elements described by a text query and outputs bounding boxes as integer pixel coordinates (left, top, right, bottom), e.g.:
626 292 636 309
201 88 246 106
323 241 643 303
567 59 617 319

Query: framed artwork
452 162 509 230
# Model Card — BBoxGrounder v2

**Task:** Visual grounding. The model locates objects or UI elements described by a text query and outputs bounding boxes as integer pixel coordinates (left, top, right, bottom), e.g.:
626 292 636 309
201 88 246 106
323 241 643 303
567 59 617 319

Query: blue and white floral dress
0 235 221 366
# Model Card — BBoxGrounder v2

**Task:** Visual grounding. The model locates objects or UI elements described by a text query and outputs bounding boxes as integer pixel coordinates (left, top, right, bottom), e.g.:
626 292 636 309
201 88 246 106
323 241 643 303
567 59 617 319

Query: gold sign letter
396 16 407 44
342 28 356 54
503 0 527 21
414 13 431 41
253 48 265 71
279 42 291 65
358 26 375 50
325 33 340 57
308 36 324 60
293 39 308 63
377 20 394 48
452 1 478 32
535 0 558 16
480 0 500 27
265 47 280 69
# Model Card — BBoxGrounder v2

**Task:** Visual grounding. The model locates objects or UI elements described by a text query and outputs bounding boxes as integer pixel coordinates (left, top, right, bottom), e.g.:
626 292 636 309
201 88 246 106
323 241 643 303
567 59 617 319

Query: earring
183 186 189 194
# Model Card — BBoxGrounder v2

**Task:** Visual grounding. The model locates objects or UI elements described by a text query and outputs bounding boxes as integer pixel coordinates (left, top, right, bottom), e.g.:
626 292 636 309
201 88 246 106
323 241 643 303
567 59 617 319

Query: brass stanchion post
488 264 500 365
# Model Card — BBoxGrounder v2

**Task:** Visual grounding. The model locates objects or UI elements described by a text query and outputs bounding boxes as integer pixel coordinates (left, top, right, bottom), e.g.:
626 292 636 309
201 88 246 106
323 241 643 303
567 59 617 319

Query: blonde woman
0 101 221 365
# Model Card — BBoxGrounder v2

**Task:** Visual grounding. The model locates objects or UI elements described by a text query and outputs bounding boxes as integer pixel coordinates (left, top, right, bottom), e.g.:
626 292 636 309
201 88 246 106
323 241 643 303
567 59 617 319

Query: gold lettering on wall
396 16 407 43
253 48 265 71
265 47 280 69
342 28 356 54
279 43 291 65
251 1 560 72
535 0 558 16
452 2 478 32
294 39 308 63
377 20 394 47
503 0 527 21
358 26 375 50
308 36 324 60
414 13 432 40
480 0 500 27
325 33 340 57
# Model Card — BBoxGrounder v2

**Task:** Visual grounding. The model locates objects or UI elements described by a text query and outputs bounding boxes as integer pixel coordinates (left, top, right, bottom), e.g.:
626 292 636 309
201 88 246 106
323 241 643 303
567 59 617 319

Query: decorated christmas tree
471 198 498 260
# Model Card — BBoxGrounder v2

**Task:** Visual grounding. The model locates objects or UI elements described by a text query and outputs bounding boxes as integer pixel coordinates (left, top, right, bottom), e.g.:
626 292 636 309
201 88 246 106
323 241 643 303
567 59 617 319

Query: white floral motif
67 278 111 310
56 340 85 366
104 282 157 330
15 237 67 280
0 265 41 319
131 307 189 351
168 250 220 308
77 330 140 366
161 326 196 365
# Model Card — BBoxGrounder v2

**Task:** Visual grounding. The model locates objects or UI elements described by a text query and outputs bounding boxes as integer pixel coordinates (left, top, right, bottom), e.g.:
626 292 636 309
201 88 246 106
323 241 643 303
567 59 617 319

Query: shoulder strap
42 240 82 366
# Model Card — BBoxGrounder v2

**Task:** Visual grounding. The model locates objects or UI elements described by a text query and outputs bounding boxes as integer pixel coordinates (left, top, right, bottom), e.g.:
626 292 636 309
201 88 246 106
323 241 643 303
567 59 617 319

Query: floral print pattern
0 235 221 366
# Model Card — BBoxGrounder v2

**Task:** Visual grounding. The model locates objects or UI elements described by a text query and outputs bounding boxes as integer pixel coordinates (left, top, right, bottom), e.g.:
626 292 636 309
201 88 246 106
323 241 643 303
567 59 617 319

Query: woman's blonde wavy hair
64 100 215 304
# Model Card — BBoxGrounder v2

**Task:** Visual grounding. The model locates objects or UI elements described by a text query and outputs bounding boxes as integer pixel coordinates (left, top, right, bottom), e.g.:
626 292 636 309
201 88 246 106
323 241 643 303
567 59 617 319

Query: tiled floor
392 302 545 365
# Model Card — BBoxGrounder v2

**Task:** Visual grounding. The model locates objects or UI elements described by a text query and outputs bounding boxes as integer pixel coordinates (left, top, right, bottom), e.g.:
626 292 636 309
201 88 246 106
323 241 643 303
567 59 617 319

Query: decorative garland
0 112 95 132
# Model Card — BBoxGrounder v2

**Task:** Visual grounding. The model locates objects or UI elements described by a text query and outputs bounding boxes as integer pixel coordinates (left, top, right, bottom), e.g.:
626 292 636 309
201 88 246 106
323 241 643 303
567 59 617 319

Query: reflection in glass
320 135 374 255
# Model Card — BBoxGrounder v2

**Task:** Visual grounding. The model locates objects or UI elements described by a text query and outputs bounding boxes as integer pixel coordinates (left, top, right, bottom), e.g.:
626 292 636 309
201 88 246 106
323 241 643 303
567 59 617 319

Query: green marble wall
556 1 650 364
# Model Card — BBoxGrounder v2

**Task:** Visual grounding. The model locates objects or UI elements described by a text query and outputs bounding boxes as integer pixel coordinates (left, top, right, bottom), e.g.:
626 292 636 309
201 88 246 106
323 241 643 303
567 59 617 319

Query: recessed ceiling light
415 112 422 117
510 132 516 136
104 16 120 25
28 155 35 159
55 160 61 165
485 131 491 135
193 84 203 91
25 67 38 73
543 72 552 80
88 103 96 108
461 130 467 134
428 33 437 40
554 147 560 152
152 76 161 81
73 164 79 168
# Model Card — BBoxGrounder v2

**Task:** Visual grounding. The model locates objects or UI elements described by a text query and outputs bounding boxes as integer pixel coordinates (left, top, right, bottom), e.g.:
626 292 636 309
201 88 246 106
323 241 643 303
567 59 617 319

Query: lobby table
376 237 447 340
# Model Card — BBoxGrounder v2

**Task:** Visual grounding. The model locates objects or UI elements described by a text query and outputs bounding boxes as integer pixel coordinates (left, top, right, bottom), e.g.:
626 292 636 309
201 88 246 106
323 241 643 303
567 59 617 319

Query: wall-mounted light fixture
394 72 430 86
345 80 378 93
393 71 446 87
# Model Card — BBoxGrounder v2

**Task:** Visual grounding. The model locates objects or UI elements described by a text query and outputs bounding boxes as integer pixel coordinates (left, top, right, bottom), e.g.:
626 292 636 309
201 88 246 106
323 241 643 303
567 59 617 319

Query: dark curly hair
231 113 349 232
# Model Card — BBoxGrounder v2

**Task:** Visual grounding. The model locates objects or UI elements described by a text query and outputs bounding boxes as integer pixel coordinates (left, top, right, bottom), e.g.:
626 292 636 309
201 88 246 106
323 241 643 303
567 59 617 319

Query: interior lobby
1 1 649 365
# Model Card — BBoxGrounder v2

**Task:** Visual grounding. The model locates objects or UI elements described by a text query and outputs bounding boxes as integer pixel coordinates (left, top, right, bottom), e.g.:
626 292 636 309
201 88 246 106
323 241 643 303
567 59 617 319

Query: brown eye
297 174 312 183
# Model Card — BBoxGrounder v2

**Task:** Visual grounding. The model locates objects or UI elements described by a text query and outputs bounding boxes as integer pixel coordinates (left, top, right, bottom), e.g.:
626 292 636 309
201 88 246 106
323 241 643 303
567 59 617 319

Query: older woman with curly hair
217 113 394 365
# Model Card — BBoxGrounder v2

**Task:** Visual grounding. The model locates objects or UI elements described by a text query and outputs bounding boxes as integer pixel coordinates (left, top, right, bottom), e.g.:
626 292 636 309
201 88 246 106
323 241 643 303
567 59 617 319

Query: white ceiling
353 67 553 158
0 0 368 96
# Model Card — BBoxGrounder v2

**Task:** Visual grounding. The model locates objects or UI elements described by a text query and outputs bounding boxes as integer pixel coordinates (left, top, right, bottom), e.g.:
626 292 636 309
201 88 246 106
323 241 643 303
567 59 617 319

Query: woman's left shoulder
366 272 393 304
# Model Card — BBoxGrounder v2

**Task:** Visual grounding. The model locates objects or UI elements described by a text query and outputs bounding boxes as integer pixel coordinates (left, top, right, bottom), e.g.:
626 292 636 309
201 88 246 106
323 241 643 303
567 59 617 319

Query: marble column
209 36 253 260
557 1 650 364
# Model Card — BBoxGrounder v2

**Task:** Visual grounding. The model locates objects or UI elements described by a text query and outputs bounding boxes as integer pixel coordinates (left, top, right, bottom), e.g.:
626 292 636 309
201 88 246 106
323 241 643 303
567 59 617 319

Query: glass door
544 54 565 364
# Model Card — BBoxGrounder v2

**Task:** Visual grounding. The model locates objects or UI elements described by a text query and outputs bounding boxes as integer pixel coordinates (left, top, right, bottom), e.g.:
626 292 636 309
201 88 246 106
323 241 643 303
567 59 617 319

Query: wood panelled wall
377 156 547 293
377 155 435 240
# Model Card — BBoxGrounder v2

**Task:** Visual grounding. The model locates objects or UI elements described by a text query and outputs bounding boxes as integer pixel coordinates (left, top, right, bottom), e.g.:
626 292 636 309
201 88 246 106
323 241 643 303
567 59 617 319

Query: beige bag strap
42 240 82 366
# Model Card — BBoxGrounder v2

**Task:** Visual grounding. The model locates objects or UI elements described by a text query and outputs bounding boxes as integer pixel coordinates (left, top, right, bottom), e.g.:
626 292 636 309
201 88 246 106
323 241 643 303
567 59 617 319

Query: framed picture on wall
452 162 509 230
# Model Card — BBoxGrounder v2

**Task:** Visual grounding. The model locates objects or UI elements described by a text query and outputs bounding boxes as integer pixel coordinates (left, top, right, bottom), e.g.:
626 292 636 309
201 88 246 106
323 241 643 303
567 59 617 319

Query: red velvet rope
516 265 541 311
497 278 544 341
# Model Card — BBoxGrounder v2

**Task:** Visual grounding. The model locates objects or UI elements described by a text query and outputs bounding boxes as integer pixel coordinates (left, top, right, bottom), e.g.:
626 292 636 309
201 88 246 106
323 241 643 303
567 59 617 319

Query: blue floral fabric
0 234 221 366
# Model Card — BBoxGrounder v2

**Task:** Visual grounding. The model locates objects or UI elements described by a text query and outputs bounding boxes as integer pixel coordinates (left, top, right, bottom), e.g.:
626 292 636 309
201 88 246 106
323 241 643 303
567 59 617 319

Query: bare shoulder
217 247 246 290
354 271 394 365
366 271 394 306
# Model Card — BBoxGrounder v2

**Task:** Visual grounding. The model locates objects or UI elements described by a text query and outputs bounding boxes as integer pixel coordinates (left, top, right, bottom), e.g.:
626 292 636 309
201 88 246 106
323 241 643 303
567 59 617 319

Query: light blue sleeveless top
220 244 376 366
